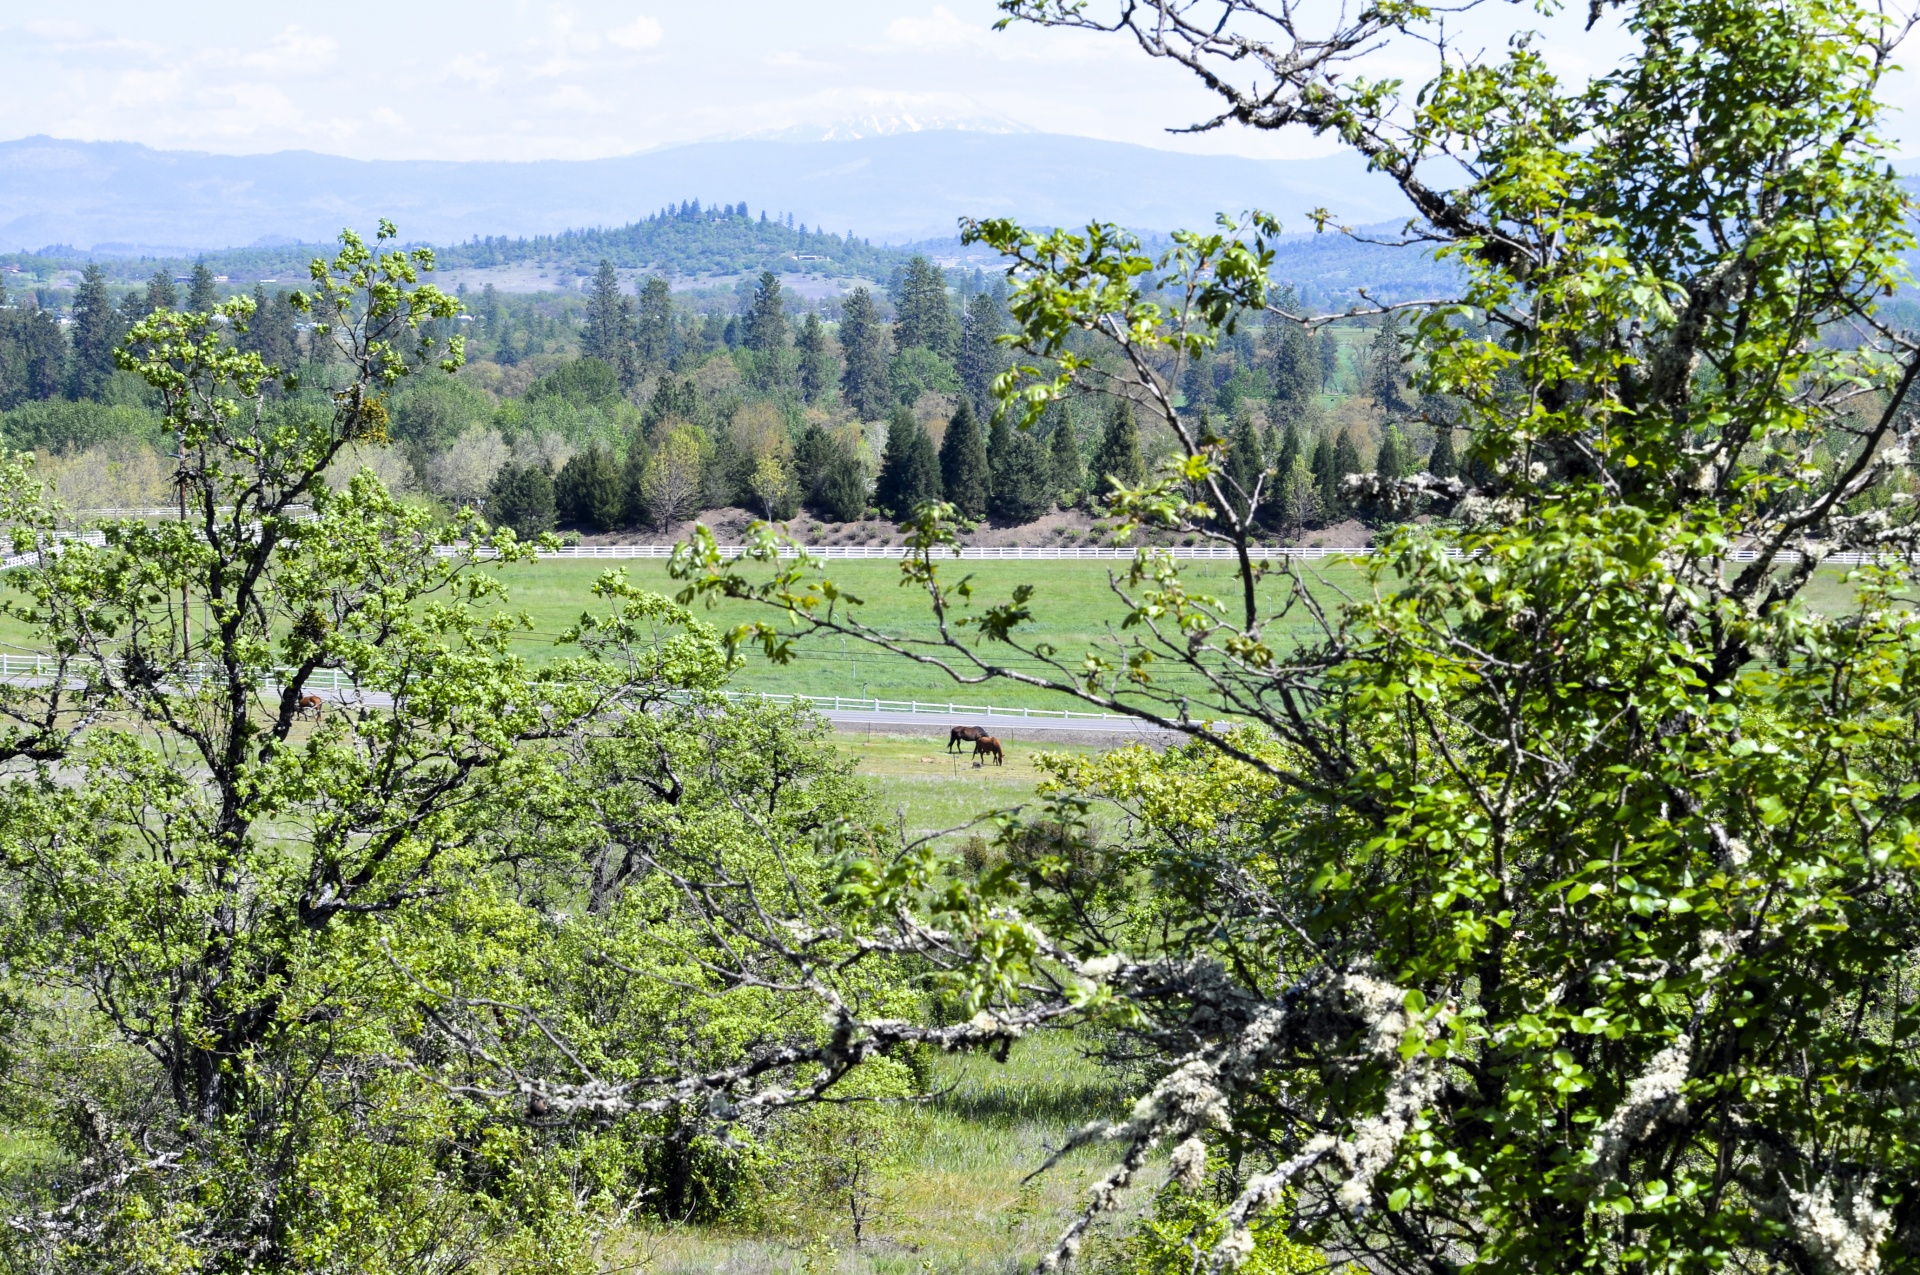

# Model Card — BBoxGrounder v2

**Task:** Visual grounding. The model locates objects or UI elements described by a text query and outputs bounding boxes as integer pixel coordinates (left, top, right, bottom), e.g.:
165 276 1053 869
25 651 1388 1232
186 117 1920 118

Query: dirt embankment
573 507 1377 551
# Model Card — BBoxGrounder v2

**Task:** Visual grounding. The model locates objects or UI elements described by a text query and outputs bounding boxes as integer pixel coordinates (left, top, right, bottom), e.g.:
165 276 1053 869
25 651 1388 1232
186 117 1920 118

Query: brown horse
948 724 988 753
972 735 1004 766
295 693 324 721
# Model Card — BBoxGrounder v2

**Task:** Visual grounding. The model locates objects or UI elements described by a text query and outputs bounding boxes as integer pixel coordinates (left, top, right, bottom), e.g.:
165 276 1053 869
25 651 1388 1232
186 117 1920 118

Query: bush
0 401 166 453
1089 1176 1322 1275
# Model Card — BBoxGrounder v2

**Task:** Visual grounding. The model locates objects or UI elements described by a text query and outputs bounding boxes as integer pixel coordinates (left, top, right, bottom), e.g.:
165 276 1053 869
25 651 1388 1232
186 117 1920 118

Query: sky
2 1 1915 163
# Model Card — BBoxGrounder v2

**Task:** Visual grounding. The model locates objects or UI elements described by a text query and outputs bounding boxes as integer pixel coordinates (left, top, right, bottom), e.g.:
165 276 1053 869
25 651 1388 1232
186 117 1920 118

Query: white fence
3 534 1912 572
452 543 1368 562
713 689 1137 723
452 542 1915 566
0 657 1136 725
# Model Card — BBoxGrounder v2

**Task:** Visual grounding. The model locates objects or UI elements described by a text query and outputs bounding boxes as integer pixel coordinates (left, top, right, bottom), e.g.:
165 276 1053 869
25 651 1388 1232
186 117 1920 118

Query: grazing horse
295 693 324 721
948 724 988 753
972 735 1004 766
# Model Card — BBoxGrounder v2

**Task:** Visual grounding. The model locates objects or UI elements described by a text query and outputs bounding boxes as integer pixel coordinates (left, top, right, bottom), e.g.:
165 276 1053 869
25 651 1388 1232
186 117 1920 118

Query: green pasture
494 556 1368 710
0 552 1889 714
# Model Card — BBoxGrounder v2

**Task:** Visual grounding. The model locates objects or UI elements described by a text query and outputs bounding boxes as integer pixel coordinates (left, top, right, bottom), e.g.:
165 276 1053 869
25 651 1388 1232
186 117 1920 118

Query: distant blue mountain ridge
0 131 1409 254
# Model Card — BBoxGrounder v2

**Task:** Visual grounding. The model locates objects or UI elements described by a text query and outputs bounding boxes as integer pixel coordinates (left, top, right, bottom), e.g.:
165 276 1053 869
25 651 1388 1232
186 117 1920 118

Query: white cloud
608 16 661 49
881 6 986 51
443 54 502 87
238 26 338 73
543 84 609 113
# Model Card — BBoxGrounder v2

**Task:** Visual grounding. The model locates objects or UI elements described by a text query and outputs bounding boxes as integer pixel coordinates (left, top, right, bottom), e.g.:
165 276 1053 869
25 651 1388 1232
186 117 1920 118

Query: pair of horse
947 725 1004 765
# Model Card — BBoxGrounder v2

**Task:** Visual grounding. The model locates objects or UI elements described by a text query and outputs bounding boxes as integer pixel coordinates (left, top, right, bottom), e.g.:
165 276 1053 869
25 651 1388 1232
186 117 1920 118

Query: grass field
0 550 1889 715
488 555 1367 712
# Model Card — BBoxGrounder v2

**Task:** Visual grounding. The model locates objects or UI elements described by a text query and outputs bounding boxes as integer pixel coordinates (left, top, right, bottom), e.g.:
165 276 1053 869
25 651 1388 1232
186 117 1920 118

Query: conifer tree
874 405 941 520
582 260 636 385
239 286 300 376
187 263 217 314
634 277 673 371
1323 428 1364 519
1311 432 1341 521
1427 425 1458 479
796 423 868 522
1318 326 1342 389
622 432 651 527
891 255 954 355
555 442 623 532
1088 398 1146 504
66 263 120 401
1363 317 1409 412
796 312 835 405
743 270 787 355
1273 420 1301 490
144 269 178 316
643 376 700 437
837 287 891 420
486 461 557 537
1375 426 1408 480
956 292 1004 412
1223 408 1265 524
987 414 1050 524
1269 318 1320 417
938 397 990 519
1048 410 1084 508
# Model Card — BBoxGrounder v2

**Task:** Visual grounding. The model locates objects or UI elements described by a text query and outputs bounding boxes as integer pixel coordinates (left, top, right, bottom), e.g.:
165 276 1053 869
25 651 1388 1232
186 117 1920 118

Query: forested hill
1 202 906 287
432 201 900 279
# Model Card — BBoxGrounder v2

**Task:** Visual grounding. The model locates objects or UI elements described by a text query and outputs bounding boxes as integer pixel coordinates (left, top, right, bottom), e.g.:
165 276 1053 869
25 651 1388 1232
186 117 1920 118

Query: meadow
0 551 1881 713
490 554 1367 711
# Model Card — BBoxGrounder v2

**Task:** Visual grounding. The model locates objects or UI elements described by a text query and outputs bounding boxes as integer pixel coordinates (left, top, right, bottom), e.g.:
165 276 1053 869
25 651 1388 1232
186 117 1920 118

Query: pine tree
796 312 835 405
487 461 557 537
987 413 1051 524
838 287 891 420
956 292 1004 412
555 443 624 532
634 277 672 371
67 263 121 401
144 269 178 316
1269 319 1320 416
1364 317 1409 411
1089 398 1147 504
743 270 787 354
239 286 301 376
891 255 954 355
938 398 990 519
1427 425 1458 479
187 263 217 314
1312 433 1341 521
874 406 941 520
1375 426 1408 480
814 446 869 522
1048 410 1084 508
622 433 651 527
0 301 67 408
1319 327 1342 389
1327 429 1364 519
1223 408 1265 525
582 261 636 385
1273 420 1301 489
643 377 700 436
